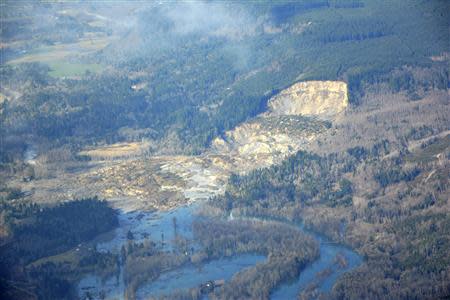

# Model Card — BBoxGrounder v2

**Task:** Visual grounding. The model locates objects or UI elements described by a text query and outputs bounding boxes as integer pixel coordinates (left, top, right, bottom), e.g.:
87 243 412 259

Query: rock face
268 81 348 118
20 81 348 211
210 81 348 170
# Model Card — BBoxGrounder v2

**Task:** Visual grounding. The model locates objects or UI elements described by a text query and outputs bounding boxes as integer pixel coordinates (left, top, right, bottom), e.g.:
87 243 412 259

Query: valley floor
3 79 449 299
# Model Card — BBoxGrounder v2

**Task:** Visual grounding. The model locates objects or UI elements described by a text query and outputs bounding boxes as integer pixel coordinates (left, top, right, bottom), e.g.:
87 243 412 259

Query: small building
199 279 225 294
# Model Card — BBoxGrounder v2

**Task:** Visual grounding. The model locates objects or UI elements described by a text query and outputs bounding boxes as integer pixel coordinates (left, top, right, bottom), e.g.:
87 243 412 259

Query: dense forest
0 0 449 299
193 219 318 299
119 218 318 300
208 133 449 299
1 0 448 159
116 217 318 299
0 198 118 300
211 150 363 217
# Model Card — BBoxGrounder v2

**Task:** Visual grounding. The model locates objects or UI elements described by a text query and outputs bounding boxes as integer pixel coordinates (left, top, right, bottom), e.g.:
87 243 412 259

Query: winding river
78 202 362 300
270 222 362 299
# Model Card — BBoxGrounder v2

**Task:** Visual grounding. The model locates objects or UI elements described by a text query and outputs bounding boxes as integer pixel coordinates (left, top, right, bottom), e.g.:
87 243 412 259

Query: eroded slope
268 81 348 118
18 81 348 211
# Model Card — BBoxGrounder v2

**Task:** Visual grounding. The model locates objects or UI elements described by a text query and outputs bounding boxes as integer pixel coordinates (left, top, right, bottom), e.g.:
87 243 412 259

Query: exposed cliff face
19 81 348 211
152 81 347 207
268 81 348 118
210 81 347 170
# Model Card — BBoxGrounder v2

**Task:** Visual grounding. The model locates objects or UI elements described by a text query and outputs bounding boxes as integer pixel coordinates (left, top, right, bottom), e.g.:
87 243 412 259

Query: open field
78 141 151 160
6 36 114 64
5 35 114 77
47 61 103 78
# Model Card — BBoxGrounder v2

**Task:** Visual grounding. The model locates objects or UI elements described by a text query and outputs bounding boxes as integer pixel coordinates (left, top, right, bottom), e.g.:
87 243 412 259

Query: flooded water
78 204 362 300
136 254 265 299
79 272 124 300
96 204 199 253
270 223 362 299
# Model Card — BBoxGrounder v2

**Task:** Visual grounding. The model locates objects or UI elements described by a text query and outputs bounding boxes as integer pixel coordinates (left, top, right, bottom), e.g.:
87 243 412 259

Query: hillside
10 81 340 211
208 68 450 299
1 0 449 158
0 1 449 299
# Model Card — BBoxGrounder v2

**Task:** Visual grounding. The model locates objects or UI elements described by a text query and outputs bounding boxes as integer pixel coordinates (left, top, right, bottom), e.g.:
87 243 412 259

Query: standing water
78 204 362 299
270 222 362 299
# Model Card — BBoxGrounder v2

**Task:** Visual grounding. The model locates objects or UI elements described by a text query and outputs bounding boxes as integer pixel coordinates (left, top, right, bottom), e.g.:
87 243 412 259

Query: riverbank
77 200 362 300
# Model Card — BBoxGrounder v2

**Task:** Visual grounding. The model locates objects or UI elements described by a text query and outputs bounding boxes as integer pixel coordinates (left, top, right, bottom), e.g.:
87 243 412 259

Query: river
78 201 362 300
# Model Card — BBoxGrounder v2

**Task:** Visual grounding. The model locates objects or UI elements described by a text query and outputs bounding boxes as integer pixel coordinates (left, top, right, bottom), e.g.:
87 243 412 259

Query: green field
47 61 103 78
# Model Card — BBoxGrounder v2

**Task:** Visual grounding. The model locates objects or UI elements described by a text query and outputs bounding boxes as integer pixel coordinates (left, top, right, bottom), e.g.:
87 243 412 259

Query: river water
136 254 266 299
78 203 362 300
270 221 362 299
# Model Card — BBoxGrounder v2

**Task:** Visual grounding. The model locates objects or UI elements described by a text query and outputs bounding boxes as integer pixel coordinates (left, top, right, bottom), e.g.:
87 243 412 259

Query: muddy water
78 203 265 299
270 222 362 299
78 203 362 300
78 205 200 300
136 254 265 299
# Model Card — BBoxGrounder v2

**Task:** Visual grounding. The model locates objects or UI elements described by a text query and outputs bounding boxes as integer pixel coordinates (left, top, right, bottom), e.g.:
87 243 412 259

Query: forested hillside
0 197 118 299
0 1 449 299
1 0 448 159
208 64 450 298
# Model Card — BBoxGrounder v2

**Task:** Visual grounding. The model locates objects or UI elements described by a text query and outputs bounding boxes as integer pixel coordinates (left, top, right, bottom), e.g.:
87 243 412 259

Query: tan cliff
267 81 348 118
211 81 348 169
19 81 349 211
